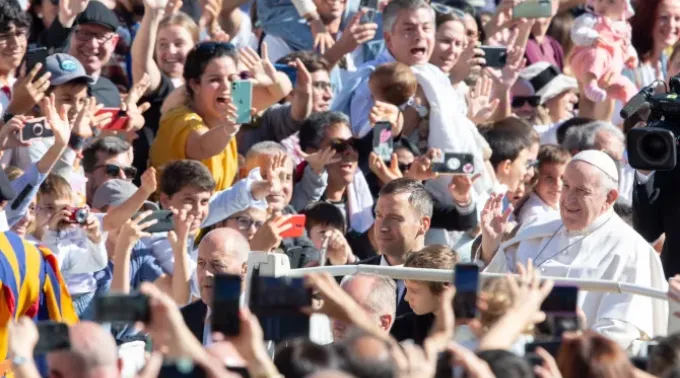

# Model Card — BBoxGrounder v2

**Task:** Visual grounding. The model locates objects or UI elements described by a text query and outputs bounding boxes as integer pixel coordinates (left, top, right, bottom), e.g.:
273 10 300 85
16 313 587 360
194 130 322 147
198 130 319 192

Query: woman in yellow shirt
151 42 291 191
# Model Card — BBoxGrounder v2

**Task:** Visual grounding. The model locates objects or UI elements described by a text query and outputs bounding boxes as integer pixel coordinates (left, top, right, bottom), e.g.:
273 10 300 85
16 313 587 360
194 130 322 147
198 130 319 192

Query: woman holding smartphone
150 41 292 191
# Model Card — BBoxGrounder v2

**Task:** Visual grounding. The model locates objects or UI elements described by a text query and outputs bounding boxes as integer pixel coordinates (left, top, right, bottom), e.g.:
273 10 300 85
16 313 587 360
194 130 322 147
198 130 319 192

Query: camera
622 75 680 171
32 121 44 136
66 206 89 225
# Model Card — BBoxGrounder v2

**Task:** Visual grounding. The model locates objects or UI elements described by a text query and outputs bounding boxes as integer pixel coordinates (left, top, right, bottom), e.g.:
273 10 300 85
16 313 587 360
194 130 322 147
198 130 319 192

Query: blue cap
45 53 94 87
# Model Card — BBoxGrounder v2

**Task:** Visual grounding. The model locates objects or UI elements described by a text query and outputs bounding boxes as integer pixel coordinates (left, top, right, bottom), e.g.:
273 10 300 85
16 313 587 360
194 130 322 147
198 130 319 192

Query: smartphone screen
212 274 242 337
21 117 54 141
372 121 393 162
96 108 129 131
34 322 70 355
453 263 480 319
540 286 578 315
274 63 297 87
249 276 312 313
279 214 306 239
432 152 475 174
25 47 48 78
135 210 174 233
525 340 562 357
231 80 253 124
513 0 552 19
480 46 508 68
94 293 151 323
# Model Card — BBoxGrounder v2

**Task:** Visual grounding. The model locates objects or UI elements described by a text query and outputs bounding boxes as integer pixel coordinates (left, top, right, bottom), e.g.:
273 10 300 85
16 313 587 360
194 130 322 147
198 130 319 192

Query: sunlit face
430 20 466 73
536 162 567 208
593 0 628 20
0 24 28 73
36 193 73 233
86 150 133 200
374 192 427 258
160 186 212 235
189 55 238 122
155 24 195 79
68 23 119 76
404 280 439 315
311 70 333 112
511 80 538 123
314 0 345 21
12 197 36 237
220 207 268 241
497 148 530 192
51 84 89 124
545 90 578 123
385 8 436 66
560 162 615 231
318 123 358 187
197 244 243 307
462 14 478 45
654 0 680 50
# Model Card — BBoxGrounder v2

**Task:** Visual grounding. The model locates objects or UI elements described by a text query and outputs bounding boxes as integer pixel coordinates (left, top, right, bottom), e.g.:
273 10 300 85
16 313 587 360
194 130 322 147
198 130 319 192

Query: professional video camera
622 75 680 171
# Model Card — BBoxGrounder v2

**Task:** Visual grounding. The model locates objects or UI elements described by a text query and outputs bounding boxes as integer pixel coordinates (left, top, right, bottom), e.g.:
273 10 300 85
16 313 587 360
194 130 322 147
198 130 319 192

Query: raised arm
102 167 157 231
112 212 157 294
131 0 167 95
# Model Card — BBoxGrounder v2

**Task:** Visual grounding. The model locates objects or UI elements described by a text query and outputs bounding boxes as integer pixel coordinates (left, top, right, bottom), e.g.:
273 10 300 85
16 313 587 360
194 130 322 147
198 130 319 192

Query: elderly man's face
594 130 624 162
560 161 617 231
197 243 243 307
333 277 392 341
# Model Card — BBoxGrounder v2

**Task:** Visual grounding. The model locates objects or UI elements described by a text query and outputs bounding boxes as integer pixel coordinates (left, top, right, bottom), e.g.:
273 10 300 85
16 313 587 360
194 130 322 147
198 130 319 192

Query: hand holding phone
96 108 130 131
279 214 306 239
134 210 174 233
231 81 253 124
212 274 242 336
372 121 393 162
21 118 54 141
432 152 475 175
453 263 480 319
513 0 553 19
359 0 378 23
24 47 49 79
480 46 508 68
94 293 151 323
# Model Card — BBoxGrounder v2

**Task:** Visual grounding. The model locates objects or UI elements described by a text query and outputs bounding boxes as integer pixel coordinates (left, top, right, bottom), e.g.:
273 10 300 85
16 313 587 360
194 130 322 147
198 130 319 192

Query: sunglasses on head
96 164 137 179
330 138 357 153
511 96 541 108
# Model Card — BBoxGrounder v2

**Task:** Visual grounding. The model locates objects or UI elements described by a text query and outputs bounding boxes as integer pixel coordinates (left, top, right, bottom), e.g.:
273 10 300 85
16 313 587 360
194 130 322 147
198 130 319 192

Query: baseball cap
75 1 120 32
45 53 94 87
92 179 159 211
520 62 578 105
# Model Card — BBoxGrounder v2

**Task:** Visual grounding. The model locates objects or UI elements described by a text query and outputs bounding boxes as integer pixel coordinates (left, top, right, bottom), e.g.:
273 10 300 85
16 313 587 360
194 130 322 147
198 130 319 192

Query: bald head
47 321 121 378
334 273 396 340
198 228 250 306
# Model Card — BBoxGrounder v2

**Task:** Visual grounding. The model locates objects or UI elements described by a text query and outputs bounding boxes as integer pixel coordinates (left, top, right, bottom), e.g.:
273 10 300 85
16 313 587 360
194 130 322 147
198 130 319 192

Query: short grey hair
246 141 288 158
341 273 396 319
562 121 625 154
383 0 434 32
378 178 433 218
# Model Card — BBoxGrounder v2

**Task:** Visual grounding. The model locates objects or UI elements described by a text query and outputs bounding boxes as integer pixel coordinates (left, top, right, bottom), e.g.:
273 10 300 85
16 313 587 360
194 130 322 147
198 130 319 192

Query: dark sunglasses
330 138 358 153
96 164 137 179
511 96 541 108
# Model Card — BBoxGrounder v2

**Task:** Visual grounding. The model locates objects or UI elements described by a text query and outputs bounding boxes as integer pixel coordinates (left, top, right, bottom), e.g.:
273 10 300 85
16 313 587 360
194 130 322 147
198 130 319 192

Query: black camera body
624 76 680 171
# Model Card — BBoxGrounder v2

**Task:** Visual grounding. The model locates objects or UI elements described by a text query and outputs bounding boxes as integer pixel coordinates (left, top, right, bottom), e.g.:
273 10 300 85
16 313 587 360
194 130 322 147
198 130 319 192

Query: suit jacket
181 300 208 344
357 255 413 317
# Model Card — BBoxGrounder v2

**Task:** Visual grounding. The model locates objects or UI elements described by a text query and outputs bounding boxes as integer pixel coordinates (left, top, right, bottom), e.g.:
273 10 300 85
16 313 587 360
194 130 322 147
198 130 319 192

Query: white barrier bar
287 265 669 301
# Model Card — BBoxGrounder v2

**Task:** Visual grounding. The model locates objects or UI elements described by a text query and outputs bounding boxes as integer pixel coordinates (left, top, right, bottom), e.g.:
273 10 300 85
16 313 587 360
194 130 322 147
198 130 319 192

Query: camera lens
640 133 669 161
75 208 89 224
32 123 43 136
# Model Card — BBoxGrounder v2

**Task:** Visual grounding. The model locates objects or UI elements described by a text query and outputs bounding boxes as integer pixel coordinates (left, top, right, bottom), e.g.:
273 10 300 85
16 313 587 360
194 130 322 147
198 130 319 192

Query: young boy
33 174 107 320
301 201 356 265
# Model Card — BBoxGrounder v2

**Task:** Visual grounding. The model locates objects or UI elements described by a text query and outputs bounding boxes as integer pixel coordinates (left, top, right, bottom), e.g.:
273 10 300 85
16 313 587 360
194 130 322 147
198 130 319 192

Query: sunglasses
330 138 358 153
511 96 541 108
95 164 137 179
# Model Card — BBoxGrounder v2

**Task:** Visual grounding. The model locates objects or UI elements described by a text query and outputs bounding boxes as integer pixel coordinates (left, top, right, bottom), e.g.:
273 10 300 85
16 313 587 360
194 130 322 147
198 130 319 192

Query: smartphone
540 286 578 315
453 263 480 319
231 80 253 124
212 274 242 337
360 0 378 23
249 276 312 313
513 0 553 19
525 352 543 368
25 47 49 79
22 117 54 141
481 46 508 68
372 121 393 162
279 214 306 239
525 340 562 357
274 63 297 87
432 152 475 174
159 359 207 378
94 293 151 323
96 108 129 131
135 210 174 233
34 321 70 355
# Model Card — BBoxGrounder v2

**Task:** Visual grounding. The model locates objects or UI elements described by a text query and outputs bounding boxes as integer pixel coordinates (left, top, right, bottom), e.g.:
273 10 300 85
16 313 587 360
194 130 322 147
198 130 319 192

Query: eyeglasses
0 28 28 47
511 96 541 108
229 215 264 231
95 164 137 179
312 81 333 91
330 138 357 153
74 29 116 44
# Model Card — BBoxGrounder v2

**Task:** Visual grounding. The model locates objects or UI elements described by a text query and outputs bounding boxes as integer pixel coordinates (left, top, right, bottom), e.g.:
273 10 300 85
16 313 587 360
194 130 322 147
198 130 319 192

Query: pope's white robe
485 209 668 349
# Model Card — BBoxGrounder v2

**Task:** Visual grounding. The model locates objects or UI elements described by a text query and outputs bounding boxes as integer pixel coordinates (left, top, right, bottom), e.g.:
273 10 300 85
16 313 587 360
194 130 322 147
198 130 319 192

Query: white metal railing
286 265 670 301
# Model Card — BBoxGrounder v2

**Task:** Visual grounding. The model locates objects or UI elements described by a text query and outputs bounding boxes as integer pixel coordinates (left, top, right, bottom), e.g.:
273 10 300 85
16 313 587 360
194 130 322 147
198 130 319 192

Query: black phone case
212 275 242 336
137 210 174 233
481 46 508 68
22 118 54 141
25 47 48 78
94 293 151 323
432 153 475 174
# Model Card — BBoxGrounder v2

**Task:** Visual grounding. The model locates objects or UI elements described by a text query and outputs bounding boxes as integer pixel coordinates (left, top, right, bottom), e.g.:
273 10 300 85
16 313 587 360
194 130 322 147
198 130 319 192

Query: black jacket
181 300 208 343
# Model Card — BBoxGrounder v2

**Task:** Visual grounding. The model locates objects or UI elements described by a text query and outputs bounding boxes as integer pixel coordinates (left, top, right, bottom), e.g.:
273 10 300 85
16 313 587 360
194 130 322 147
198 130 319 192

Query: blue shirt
94 241 164 294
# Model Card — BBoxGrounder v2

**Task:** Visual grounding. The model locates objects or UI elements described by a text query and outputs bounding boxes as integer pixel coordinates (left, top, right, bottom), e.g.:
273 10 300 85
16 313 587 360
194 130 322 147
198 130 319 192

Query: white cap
571 150 619 183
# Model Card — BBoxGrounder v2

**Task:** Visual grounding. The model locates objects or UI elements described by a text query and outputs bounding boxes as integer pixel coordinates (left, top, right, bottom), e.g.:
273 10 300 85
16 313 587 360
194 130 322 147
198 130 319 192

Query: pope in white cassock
479 150 668 349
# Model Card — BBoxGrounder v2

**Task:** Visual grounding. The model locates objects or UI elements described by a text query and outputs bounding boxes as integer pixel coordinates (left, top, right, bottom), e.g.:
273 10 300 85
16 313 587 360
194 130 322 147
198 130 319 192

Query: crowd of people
3 0 680 376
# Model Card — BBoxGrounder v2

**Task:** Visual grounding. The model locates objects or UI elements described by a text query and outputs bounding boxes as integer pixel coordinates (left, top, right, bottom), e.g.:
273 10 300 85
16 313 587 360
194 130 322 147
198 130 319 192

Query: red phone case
279 214 306 239
96 108 129 131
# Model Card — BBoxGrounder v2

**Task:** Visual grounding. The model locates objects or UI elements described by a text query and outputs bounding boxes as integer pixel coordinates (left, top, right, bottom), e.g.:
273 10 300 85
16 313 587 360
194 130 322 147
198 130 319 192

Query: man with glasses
511 77 540 125
82 136 135 205
0 0 31 117
219 207 268 243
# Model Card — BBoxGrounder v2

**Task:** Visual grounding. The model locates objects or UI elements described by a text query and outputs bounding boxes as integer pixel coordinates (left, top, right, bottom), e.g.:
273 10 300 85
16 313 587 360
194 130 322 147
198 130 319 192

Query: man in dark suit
357 178 435 317
181 228 250 345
